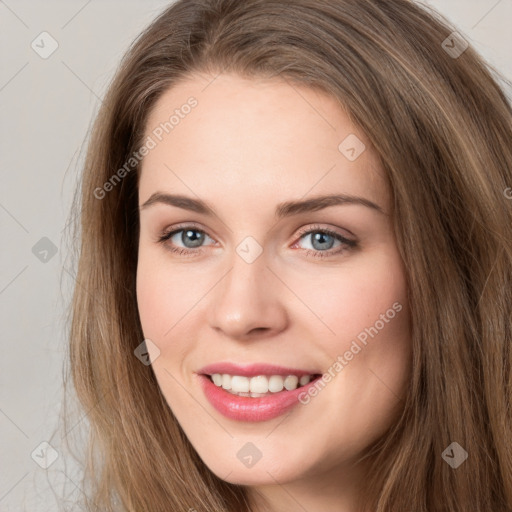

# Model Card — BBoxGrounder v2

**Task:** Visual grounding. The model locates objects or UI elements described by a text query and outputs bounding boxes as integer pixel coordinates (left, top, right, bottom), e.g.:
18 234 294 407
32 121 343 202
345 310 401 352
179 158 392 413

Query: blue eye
293 224 357 258
158 224 357 259
297 230 344 252
158 226 215 256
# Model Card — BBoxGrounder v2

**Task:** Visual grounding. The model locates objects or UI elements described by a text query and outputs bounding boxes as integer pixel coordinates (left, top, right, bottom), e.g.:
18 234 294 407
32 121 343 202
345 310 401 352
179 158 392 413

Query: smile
197 372 322 422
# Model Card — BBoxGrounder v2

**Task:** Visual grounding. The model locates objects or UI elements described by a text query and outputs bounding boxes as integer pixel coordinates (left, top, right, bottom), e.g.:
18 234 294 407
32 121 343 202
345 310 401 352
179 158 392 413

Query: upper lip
197 362 321 378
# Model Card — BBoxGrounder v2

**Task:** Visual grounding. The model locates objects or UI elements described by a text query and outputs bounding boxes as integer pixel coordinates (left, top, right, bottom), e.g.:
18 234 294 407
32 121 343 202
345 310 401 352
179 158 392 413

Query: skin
136 72 412 512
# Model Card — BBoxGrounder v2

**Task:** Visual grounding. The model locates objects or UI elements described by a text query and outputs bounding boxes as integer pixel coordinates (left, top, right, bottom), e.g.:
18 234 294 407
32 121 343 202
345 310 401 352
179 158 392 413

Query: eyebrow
139 192 385 218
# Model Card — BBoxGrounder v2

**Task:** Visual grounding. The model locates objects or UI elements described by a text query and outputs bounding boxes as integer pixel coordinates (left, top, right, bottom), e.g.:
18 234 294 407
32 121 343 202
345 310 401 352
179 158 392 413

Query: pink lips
196 362 322 422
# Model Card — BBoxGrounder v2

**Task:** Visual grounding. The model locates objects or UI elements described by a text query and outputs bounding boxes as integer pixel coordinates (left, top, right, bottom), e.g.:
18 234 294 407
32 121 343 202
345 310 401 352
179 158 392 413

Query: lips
197 373 323 422
195 361 324 421
197 362 320 377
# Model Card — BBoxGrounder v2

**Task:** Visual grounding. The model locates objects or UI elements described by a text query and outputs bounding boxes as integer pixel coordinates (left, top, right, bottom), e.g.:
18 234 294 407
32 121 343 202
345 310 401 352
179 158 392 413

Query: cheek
296 246 412 414
299 252 410 458
293 247 409 352
136 250 209 359
136 251 175 340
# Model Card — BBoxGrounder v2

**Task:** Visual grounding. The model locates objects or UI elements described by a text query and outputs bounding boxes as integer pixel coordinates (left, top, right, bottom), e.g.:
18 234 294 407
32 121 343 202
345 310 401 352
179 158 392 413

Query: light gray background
1 1 511 510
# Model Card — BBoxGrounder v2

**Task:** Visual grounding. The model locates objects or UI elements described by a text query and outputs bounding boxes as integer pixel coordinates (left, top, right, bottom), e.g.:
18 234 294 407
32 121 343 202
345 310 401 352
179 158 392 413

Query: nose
207 250 289 340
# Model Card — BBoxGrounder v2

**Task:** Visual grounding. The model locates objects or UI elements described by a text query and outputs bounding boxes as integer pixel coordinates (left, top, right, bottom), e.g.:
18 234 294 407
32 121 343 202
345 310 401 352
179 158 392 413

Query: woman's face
136 72 411 504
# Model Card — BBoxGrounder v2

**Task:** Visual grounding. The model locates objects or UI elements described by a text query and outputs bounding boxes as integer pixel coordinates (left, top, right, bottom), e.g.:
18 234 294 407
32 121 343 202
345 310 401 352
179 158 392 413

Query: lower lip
197 374 322 422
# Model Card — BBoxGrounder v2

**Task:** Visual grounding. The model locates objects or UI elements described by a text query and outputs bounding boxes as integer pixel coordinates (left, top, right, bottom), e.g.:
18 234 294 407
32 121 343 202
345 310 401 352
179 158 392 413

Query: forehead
139 73 388 210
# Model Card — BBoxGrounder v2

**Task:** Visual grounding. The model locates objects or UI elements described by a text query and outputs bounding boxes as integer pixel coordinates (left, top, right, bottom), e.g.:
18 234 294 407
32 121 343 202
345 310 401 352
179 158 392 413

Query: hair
65 0 512 510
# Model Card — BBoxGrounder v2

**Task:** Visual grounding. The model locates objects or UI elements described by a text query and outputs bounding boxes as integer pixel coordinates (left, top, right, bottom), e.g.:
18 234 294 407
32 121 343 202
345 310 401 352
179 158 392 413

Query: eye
157 224 215 256
293 224 357 258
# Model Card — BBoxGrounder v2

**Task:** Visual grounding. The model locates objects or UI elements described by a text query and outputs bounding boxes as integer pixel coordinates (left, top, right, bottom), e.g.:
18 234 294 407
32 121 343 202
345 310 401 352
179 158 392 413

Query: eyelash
157 223 357 259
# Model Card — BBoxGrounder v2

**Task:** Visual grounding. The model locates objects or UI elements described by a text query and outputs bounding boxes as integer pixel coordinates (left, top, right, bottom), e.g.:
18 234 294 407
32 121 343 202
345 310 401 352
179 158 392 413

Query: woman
67 0 512 510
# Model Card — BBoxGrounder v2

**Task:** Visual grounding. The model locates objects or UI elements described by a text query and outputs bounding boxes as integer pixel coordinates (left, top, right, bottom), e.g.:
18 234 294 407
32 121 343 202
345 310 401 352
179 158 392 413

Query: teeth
231 375 250 392
284 375 299 390
221 374 231 389
268 375 283 393
251 375 269 393
210 373 316 395
299 375 311 386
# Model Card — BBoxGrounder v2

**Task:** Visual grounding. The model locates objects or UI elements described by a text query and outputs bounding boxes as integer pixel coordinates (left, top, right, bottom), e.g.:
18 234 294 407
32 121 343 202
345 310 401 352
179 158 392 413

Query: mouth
202 372 323 398
197 370 324 422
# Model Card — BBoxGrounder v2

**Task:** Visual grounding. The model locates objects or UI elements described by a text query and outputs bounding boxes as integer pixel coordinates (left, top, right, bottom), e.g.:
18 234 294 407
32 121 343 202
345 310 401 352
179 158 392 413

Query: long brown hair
66 0 512 510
